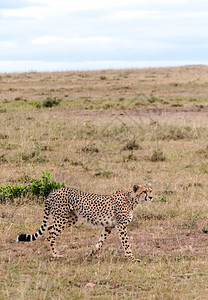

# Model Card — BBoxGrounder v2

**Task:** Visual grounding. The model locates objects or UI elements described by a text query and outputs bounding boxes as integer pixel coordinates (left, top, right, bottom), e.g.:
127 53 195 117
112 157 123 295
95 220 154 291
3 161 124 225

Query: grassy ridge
1 66 208 112
1 66 208 299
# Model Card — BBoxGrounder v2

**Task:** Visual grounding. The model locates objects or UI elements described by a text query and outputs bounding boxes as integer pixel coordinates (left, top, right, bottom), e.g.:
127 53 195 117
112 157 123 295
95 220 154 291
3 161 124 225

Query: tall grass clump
122 139 141 151
150 149 166 162
152 124 205 141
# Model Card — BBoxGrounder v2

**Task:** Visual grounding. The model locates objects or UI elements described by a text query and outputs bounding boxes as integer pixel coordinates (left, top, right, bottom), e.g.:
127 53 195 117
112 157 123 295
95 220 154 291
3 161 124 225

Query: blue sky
0 0 208 72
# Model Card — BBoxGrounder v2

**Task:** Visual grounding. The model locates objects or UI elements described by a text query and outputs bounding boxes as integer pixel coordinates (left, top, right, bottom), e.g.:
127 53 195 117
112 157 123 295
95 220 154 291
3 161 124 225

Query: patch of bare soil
47 105 208 124
132 228 208 260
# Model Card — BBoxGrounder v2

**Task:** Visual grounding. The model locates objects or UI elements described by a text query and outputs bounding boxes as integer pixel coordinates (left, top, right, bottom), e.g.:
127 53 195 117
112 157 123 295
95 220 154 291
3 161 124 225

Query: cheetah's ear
133 185 139 193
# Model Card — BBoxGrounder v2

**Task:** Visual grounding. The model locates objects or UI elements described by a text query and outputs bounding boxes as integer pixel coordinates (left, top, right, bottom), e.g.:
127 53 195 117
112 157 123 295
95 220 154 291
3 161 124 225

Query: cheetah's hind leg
47 212 78 258
47 220 65 258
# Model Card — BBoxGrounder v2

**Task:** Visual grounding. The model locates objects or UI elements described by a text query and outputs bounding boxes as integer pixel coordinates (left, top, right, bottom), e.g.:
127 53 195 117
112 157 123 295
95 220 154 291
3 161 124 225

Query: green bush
42 97 62 107
0 172 65 203
30 172 65 198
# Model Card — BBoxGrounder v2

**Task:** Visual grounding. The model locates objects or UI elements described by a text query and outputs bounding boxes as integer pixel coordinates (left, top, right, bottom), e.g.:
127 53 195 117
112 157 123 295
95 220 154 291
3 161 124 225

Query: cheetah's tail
16 199 51 242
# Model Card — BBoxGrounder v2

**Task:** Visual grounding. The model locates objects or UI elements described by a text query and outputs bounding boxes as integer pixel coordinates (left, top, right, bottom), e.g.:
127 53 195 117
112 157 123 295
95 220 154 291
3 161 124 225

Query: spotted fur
17 184 153 261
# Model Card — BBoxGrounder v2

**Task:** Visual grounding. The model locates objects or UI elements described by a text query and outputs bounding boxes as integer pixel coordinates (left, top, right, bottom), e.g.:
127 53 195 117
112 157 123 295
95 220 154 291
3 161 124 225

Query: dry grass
1 66 208 299
1 65 208 111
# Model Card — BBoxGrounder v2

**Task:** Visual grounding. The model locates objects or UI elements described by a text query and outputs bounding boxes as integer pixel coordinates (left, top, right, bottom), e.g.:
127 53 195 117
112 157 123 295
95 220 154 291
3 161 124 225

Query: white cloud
0 41 17 56
26 0 189 9
27 0 146 11
31 35 120 47
0 0 35 9
0 41 16 47
31 36 69 45
178 11 208 18
109 10 164 20
1 6 51 20
109 10 208 21
27 0 208 13
30 35 172 55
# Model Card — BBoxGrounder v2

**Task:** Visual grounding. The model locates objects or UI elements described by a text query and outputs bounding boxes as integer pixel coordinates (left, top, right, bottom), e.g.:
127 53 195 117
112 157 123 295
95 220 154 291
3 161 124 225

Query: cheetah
17 184 153 261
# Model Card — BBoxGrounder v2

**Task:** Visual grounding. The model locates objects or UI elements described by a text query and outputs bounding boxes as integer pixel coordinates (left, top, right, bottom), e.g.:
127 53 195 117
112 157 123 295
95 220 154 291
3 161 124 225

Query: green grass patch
0 172 65 203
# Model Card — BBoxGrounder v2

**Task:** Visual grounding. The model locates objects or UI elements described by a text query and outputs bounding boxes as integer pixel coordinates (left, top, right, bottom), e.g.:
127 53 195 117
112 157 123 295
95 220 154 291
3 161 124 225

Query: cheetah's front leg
90 227 113 257
116 224 140 262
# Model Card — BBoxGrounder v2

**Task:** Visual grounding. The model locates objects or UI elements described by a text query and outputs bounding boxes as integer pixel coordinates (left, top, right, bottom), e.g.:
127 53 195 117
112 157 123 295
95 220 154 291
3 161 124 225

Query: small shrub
0 172 65 203
123 139 140 151
123 153 137 163
171 103 183 107
103 103 113 110
182 212 201 229
70 160 82 166
28 100 42 108
196 146 208 158
196 104 204 109
199 163 208 174
21 152 36 161
35 102 42 109
0 185 28 202
102 122 129 138
30 172 65 198
169 127 190 140
94 168 114 178
148 94 156 103
147 94 163 103
155 125 196 141
84 98 92 103
0 106 6 113
0 154 7 163
80 121 97 137
19 151 48 164
158 196 167 202
35 143 52 152
42 97 62 107
82 144 99 153
150 150 166 162
14 96 22 101
0 133 8 139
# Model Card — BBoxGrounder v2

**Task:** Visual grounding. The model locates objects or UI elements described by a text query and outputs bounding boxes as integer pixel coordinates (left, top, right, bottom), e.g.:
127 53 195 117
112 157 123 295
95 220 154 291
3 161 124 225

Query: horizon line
0 60 207 74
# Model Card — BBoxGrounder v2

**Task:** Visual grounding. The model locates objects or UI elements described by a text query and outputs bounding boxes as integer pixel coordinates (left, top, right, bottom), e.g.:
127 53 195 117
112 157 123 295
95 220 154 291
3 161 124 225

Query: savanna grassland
0 65 208 299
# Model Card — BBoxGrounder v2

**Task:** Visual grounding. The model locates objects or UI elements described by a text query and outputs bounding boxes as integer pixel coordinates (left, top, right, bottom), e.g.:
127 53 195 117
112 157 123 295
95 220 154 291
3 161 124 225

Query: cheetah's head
132 184 153 203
